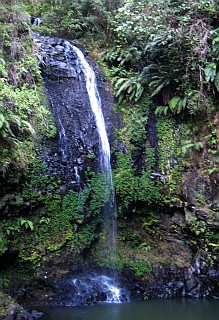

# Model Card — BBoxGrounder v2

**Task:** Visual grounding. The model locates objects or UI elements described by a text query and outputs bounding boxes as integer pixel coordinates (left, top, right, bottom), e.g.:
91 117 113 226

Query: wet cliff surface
1 33 219 317
34 32 116 191
17 34 219 305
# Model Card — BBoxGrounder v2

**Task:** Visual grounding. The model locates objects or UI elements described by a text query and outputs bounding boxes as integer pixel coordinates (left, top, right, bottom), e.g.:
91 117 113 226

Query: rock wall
33 32 116 192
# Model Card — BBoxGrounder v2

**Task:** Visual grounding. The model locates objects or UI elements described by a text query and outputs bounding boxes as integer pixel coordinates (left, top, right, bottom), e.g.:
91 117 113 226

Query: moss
0 158 113 263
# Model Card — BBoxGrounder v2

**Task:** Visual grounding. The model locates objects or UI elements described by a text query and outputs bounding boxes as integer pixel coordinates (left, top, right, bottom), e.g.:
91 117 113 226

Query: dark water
40 299 219 320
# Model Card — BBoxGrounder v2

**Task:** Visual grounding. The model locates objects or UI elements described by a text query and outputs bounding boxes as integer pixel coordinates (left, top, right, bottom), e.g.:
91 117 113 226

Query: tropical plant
113 73 144 102
155 90 211 116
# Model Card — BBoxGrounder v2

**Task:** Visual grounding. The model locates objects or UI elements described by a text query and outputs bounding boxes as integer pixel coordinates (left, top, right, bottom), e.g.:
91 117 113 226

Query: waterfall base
53 273 129 306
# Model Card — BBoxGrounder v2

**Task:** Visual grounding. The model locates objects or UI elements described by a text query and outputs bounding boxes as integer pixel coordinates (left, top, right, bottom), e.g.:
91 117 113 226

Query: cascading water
34 33 127 304
68 43 118 270
66 42 121 302
69 274 126 305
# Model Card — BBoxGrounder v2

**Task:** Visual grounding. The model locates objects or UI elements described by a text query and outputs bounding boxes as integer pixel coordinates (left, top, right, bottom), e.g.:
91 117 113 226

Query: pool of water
40 299 219 320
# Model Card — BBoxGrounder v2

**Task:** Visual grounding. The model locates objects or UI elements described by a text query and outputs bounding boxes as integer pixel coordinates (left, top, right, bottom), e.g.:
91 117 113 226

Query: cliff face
33 32 115 191
0 7 219 314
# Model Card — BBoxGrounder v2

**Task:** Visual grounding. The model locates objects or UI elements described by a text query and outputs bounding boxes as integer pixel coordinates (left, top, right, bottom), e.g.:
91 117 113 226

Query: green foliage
113 152 137 209
104 45 142 69
25 0 114 43
87 171 111 215
155 90 212 116
113 74 144 102
0 5 56 174
1 0 219 271
0 158 111 261
182 139 204 154
18 218 34 230
204 62 217 82
101 0 219 116
129 259 153 276
204 28 219 92
188 216 206 236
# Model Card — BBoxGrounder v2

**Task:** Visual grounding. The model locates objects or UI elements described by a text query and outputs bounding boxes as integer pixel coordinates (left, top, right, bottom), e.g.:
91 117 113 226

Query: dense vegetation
0 0 219 311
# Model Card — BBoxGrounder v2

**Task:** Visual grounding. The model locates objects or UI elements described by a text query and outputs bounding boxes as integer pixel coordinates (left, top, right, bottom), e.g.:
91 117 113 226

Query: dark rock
32 32 115 191
185 267 199 292
31 310 44 319
195 209 208 220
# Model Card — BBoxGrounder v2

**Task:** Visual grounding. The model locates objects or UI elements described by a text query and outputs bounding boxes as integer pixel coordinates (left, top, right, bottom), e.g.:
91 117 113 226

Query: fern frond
115 78 131 96
214 72 219 92
169 96 181 112
151 80 168 97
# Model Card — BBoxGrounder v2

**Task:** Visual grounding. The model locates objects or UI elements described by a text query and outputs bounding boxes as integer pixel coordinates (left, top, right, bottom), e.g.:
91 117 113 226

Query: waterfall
65 43 111 174
34 33 127 304
66 42 118 269
65 43 122 301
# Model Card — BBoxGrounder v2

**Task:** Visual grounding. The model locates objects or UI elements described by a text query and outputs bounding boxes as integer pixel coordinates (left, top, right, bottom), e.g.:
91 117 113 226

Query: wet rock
49 273 128 306
59 185 68 195
185 267 199 292
31 310 44 319
195 209 208 220
0 292 43 320
33 32 115 189
150 172 168 182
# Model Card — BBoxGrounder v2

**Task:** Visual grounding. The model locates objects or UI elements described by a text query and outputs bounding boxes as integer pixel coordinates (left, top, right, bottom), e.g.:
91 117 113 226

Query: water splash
69 274 128 305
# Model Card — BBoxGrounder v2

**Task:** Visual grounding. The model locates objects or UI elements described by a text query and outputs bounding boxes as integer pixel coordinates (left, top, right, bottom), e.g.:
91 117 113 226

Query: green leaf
204 63 217 82
151 80 168 97
0 114 5 129
19 219 34 230
176 97 187 114
20 219 27 226
214 72 219 92
115 78 131 96
212 37 219 46
134 83 144 101
195 141 204 151
163 106 169 116
27 220 34 230
155 105 169 116
182 141 194 154
169 96 181 112
114 77 127 89
21 120 35 136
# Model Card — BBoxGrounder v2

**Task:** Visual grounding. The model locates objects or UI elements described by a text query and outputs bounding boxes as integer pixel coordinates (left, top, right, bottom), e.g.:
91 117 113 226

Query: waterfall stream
34 33 126 304
69 44 111 173
68 43 120 302
68 43 118 266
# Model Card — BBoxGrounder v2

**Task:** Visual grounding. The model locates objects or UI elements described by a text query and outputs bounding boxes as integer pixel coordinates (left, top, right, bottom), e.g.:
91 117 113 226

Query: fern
155 105 169 116
114 73 144 102
114 78 132 97
151 80 169 97
0 114 5 129
134 83 144 101
169 97 181 112
204 63 217 82
176 97 187 114
214 72 219 91
194 141 204 151
21 120 36 136
182 140 195 154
